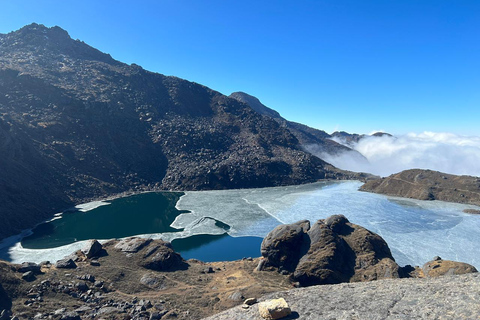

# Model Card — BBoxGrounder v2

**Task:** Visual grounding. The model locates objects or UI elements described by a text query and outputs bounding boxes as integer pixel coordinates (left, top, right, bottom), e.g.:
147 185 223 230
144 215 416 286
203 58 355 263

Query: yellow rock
258 298 291 319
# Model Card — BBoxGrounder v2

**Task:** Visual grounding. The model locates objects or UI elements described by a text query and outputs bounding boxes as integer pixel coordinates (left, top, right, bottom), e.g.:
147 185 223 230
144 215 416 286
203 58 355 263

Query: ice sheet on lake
75 200 110 212
175 180 480 268
4 181 480 268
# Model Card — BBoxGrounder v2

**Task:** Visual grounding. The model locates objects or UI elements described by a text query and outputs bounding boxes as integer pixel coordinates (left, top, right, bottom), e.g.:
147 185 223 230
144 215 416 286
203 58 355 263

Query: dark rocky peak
331 131 365 145
229 91 282 119
16 23 70 40
1 23 118 65
371 131 393 137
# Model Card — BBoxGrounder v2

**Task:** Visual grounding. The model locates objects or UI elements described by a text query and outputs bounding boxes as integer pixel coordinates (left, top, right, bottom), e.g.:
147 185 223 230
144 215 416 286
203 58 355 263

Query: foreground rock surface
204 273 480 320
261 215 402 286
361 169 480 206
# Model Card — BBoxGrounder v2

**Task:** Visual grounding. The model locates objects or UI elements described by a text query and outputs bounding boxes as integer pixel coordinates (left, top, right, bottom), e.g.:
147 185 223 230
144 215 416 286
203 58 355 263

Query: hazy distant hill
0 24 363 239
361 169 480 206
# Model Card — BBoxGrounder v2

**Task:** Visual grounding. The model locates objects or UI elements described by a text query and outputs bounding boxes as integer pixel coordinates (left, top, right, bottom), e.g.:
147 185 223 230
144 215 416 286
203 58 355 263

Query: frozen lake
2 181 479 268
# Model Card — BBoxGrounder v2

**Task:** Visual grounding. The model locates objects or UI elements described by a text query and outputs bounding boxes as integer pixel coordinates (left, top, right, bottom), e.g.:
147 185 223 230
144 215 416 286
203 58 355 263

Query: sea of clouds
319 132 480 177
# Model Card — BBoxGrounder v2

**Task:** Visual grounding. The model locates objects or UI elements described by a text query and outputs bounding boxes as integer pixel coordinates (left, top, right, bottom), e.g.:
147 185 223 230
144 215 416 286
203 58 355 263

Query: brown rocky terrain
0 216 476 320
0 238 292 320
361 169 480 206
0 23 367 240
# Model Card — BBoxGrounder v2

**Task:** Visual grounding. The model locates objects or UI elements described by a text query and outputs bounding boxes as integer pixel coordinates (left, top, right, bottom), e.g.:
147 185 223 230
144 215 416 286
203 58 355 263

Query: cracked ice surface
175 181 480 268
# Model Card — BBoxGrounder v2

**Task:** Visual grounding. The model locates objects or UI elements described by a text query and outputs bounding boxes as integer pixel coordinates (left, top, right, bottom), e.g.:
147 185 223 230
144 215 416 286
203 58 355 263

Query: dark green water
21 191 264 262
172 234 263 262
22 192 188 249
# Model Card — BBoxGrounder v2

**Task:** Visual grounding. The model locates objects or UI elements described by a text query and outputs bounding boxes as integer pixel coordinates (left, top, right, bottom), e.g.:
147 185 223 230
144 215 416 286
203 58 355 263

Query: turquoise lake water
21 192 187 249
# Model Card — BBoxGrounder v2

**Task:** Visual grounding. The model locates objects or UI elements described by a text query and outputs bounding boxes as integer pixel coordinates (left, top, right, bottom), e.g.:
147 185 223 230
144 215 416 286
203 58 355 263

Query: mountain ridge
228 91 365 157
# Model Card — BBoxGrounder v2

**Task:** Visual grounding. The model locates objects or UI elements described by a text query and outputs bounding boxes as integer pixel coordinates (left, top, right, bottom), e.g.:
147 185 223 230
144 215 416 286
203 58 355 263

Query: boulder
261 215 401 286
75 281 88 292
258 298 291 319
17 262 41 274
260 220 310 272
293 220 352 285
422 257 478 277
22 271 35 282
139 241 186 271
81 239 104 258
115 237 151 253
55 258 77 269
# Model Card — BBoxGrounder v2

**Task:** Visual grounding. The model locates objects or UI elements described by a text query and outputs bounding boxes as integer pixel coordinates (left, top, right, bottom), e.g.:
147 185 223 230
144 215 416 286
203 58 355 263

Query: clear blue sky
1 0 479 135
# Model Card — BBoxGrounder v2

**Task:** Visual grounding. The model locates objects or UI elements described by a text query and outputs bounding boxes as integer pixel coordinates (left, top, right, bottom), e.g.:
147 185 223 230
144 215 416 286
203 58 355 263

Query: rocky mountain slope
0 23 363 240
229 92 363 157
361 169 480 206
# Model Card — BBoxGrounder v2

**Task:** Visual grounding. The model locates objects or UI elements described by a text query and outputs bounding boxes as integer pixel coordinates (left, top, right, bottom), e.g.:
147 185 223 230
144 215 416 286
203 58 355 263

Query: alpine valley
1 24 480 320
0 23 369 240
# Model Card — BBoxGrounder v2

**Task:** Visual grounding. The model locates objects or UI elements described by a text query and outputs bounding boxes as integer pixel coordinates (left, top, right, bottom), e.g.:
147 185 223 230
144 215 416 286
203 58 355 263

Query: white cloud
323 132 480 177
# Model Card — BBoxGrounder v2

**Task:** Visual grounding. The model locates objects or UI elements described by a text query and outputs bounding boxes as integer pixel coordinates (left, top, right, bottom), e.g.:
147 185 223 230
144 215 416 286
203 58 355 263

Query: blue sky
1 0 479 135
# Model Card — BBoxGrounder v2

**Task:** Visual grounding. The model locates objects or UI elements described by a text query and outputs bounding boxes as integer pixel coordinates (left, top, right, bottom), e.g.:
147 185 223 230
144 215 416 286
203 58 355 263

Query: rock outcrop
361 169 480 206
422 256 478 277
81 240 104 259
138 240 186 271
260 215 402 286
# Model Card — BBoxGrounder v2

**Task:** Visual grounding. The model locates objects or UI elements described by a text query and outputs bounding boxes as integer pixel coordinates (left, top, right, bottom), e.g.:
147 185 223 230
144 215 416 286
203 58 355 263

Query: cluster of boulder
259 215 403 286
259 215 478 287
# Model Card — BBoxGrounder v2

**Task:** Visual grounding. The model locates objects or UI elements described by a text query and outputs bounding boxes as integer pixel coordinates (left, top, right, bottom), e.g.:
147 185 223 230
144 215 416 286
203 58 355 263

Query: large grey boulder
17 262 41 274
115 237 152 253
81 239 104 258
55 258 77 269
140 240 186 271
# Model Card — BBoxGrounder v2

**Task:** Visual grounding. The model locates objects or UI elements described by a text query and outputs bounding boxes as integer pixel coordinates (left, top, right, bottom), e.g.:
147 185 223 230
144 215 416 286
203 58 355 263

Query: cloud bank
323 132 480 177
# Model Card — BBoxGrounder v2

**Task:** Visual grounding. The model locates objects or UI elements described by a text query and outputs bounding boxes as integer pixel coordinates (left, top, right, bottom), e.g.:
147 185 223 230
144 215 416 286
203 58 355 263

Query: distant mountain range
0 23 370 240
